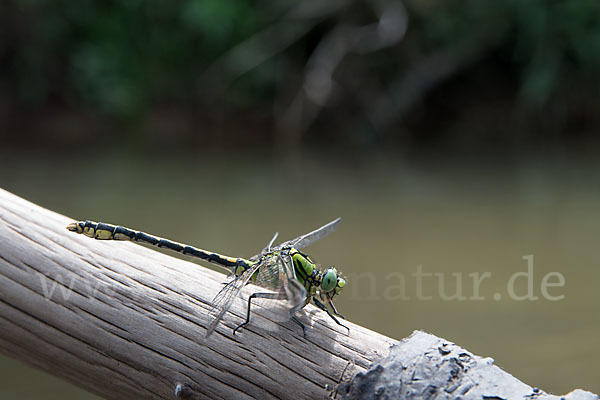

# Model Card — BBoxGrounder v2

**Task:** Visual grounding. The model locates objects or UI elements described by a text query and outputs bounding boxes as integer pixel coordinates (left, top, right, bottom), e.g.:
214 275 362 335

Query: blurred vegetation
1 0 600 153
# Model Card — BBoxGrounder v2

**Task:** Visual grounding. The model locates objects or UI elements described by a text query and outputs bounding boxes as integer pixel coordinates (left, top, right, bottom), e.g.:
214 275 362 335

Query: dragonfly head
321 267 346 298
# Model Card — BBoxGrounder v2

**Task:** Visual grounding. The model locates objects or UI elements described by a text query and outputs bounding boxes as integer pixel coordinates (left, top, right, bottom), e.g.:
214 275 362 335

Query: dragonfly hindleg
233 291 286 335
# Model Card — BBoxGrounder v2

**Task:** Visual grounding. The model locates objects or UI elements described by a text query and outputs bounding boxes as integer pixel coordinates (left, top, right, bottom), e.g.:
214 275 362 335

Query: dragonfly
66 218 348 337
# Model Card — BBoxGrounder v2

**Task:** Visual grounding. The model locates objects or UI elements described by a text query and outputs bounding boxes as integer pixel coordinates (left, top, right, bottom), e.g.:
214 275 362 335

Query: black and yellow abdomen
67 220 254 271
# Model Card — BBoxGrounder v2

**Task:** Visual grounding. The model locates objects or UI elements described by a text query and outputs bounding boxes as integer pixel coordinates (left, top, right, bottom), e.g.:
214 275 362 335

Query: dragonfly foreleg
328 300 346 319
233 291 286 335
313 298 350 334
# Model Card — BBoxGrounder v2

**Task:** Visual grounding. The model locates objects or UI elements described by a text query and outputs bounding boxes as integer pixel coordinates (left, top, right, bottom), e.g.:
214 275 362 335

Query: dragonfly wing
279 254 306 315
253 231 279 260
253 253 306 323
285 217 342 250
206 262 261 337
253 232 279 259
266 232 279 252
252 218 342 259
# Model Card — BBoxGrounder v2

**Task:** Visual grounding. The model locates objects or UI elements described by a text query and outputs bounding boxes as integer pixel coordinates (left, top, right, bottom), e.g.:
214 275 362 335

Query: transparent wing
206 253 308 336
253 231 279 261
285 217 342 250
252 218 342 259
252 253 307 324
205 262 261 337
252 218 342 260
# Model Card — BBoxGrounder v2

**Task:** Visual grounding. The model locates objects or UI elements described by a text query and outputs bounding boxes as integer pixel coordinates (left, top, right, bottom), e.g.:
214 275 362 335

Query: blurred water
0 152 598 397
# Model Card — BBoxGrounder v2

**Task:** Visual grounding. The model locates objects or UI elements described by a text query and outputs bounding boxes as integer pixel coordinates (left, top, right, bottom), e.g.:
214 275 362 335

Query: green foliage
2 0 600 145
5 0 262 117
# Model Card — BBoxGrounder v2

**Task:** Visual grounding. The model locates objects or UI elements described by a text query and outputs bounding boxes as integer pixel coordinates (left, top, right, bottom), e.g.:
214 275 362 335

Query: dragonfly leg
313 298 350 334
233 292 284 335
291 316 307 338
328 300 346 319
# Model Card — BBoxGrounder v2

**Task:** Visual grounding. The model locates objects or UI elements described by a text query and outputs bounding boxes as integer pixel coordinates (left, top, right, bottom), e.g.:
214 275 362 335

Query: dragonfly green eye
321 268 338 292
337 277 346 289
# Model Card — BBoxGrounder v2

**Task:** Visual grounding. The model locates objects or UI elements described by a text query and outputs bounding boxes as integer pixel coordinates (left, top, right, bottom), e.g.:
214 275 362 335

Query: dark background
1 0 599 398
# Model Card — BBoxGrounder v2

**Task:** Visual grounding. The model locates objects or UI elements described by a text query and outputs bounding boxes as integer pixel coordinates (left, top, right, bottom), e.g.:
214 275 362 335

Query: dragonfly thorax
286 249 345 298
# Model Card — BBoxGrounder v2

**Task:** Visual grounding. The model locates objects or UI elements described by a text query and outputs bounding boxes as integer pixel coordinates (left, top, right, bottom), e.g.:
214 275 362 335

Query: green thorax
289 248 318 284
238 248 322 290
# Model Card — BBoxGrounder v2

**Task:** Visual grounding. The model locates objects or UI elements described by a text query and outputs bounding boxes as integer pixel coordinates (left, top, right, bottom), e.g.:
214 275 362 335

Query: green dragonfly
66 218 348 337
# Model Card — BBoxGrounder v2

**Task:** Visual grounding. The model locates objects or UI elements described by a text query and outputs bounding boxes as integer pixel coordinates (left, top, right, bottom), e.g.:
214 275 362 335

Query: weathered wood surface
0 188 397 400
339 331 598 400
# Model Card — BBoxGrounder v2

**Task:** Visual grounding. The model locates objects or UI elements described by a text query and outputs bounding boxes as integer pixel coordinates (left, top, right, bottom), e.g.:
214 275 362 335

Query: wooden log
0 188 597 400
0 188 396 400
338 331 598 400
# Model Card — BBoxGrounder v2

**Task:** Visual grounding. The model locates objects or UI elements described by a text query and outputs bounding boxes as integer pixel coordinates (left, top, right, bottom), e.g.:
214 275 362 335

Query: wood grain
0 188 397 400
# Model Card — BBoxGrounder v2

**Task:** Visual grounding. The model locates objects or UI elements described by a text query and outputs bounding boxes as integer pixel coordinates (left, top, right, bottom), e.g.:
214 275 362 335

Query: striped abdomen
67 220 253 273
